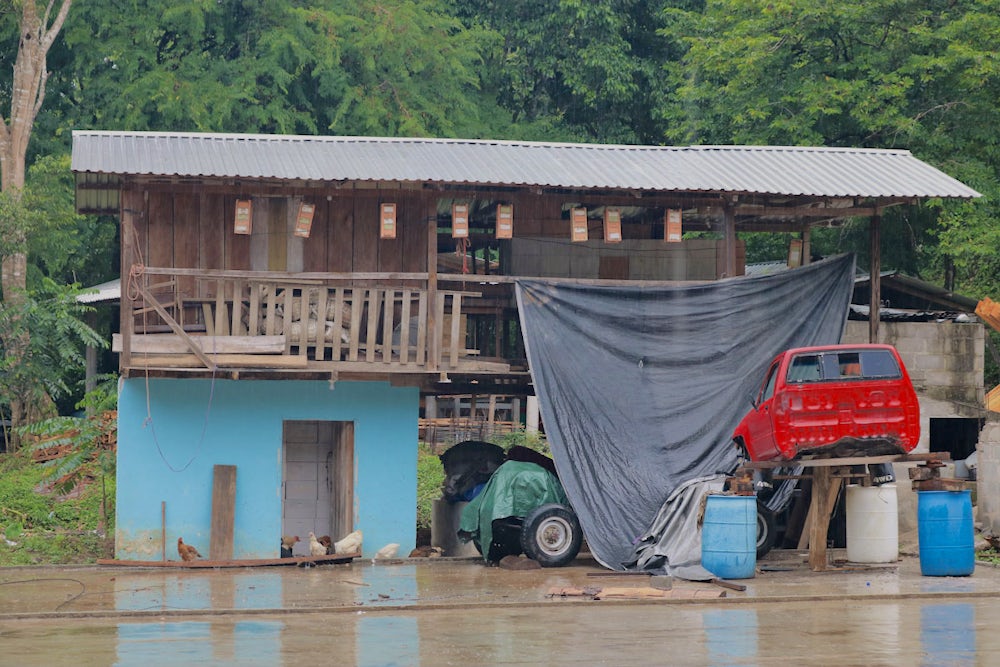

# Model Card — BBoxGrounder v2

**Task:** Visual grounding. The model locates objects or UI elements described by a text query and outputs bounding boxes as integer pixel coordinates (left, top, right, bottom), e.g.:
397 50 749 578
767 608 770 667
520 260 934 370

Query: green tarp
459 460 568 559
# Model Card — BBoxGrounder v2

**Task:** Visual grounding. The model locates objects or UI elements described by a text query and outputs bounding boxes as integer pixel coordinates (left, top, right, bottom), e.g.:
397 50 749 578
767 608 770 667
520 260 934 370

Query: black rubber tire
733 438 750 466
520 503 583 567
756 500 778 559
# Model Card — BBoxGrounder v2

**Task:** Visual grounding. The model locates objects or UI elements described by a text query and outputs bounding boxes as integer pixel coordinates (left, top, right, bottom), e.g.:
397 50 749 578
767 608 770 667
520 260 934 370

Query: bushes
0 449 115 565
417 442 444 531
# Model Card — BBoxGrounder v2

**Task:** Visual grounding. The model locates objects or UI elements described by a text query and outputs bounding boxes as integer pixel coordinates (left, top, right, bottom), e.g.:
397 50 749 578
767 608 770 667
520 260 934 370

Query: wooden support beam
136 282 218 371
210 465 237 561
129 353 309 368
807 467 844 571
114 334 286 354
869 212 881 343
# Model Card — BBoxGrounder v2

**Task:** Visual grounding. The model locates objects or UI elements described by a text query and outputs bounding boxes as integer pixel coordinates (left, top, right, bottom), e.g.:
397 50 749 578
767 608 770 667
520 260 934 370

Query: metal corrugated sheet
77 279 120 304
70 131 981 199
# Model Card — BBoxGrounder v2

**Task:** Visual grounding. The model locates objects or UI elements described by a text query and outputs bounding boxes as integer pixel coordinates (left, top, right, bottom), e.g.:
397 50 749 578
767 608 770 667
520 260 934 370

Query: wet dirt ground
2 550 998 666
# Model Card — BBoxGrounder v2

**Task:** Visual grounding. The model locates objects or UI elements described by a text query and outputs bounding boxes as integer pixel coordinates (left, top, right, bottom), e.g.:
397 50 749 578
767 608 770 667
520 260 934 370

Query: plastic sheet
515 254 856 569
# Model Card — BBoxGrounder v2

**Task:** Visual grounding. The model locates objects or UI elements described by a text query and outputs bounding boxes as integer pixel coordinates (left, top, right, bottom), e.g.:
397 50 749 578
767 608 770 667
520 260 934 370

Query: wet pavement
2 550 998 665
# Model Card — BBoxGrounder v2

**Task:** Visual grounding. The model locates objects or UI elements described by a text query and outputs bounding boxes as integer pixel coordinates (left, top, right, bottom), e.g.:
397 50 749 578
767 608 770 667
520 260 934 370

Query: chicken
374 543 400 560
408 545 444 558
307 531 328 557
280 535 300 558
177 537 202 562
334 529 363 555
317 535 333 550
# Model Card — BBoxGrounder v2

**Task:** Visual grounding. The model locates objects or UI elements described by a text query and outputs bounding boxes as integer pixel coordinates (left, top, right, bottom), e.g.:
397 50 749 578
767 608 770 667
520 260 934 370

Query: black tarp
514 254 856 570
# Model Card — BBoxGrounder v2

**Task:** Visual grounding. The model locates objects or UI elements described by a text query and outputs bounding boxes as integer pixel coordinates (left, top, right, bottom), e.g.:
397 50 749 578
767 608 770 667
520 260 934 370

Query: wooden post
161 500 166 562
723 203 737 278
120 189 143 374
427 203 439 371
869 212 881 343
807 467 844 571
210 465 237 561
526 395 540 433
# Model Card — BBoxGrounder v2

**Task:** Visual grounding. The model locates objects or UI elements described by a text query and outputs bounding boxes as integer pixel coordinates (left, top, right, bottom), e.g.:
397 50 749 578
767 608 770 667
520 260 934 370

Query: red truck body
732 344 921 462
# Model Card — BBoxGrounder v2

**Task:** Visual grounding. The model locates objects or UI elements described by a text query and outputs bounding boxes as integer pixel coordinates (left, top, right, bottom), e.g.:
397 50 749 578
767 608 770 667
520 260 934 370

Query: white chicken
374 543 400 560
307 531 327 557
334 529 363 555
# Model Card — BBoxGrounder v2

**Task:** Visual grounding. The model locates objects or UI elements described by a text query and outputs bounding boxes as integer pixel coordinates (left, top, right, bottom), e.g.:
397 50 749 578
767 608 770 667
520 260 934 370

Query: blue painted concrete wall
116 378 418 560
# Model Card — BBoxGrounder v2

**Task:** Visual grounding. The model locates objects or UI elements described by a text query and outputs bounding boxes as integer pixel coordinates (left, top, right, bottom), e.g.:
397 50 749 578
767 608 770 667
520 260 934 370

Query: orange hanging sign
294 202 315 238
496 204 513 239
452 203 469 238
380 203 397 239
571 207 588 242
604 208 622 243
234 199 252 235
787 238 803 268
665 209 682 243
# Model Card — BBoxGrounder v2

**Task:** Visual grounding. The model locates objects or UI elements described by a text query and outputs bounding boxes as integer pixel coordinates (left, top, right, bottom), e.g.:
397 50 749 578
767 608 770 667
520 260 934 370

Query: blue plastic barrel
917 490 974 577
701 495 756 579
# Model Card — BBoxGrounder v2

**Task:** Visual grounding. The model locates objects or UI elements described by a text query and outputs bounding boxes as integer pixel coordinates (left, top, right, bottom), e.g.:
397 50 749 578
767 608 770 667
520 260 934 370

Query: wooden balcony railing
115 267 513 376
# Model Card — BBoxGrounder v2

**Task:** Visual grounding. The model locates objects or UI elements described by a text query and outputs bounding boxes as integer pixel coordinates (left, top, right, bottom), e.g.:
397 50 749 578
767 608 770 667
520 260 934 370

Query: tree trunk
1 1 73 446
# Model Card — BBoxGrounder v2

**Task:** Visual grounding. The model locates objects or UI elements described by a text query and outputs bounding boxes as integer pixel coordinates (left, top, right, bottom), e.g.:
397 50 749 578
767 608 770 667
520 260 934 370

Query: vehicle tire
733 438 750 465
756 500 778 560
520 503 583 567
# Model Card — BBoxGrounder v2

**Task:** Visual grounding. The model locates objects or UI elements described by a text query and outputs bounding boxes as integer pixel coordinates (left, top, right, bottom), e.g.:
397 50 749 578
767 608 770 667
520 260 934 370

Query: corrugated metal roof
77 279 120 304
70 131 981 199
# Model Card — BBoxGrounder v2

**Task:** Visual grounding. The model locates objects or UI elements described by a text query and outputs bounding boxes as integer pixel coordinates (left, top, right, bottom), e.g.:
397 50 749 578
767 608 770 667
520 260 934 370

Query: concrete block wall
843 320 984 408
977 418 1000 535
843 320 987 540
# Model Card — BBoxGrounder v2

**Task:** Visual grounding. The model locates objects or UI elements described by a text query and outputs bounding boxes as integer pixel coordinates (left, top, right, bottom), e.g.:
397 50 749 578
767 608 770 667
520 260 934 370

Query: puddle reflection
358 616 419 666
115 572 282 612
921 602 976 667
116 619 282 666
703 608 758 666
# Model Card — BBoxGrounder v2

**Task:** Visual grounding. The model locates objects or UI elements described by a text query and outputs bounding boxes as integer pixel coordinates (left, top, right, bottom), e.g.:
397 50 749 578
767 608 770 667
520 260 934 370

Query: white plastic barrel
846 483 899 563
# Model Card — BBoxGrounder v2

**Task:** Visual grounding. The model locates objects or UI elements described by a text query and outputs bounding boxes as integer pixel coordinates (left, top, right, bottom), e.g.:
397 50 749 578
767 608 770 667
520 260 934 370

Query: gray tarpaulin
514 254 856 570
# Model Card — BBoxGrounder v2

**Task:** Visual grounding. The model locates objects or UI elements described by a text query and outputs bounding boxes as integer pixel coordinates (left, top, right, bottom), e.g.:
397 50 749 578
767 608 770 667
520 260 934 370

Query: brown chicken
177 537 202 562
317 535 333 550
409 545 444 558
280 535 300 558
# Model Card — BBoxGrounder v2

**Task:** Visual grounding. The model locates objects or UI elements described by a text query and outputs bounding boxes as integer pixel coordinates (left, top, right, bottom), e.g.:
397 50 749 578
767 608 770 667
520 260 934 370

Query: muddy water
2 599 996 665
1 558 999 665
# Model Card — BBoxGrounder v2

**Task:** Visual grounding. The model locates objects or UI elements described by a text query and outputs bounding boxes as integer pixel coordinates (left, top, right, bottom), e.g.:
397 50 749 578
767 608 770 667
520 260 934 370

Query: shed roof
71 131 980 200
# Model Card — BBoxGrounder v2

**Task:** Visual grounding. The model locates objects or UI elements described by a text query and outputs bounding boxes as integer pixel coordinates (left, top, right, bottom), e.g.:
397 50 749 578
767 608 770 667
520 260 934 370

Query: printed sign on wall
665 209 682 243
381 203 397 239
452 203 469 238
294 202 315 238
496 204 513 239
571 207 588 242
234 199 252 235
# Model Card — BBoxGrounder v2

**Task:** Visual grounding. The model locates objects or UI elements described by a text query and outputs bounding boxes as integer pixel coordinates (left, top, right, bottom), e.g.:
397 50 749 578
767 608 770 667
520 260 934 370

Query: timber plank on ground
96 552 360 568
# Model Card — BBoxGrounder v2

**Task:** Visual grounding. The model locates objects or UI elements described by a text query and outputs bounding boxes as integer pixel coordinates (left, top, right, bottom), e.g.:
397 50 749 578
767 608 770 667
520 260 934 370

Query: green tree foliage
455 0 674 143
0 278 105 448
661 0 1000 296
24 155 117 288
55 0 500 137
